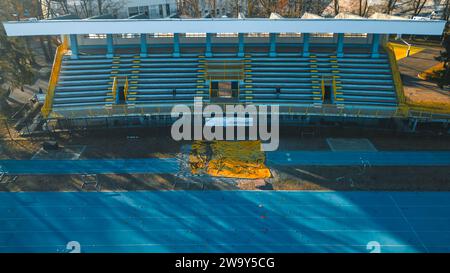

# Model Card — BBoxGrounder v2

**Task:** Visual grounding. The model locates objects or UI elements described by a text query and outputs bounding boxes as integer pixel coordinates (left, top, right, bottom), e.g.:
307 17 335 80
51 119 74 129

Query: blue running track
0 151 449 175
267 151 450 166
0 158 179 175
0 191 449 253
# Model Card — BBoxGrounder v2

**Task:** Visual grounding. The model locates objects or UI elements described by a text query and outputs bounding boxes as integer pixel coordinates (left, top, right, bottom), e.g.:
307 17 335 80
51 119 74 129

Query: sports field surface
0 191 449 253
1 151 450 175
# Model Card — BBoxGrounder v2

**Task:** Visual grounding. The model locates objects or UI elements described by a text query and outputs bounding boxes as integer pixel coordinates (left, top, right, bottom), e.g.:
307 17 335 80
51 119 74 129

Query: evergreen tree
0 0 36 90
435 32 450 89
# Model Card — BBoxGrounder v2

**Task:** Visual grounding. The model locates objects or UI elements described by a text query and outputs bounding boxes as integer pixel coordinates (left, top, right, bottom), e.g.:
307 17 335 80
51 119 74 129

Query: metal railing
320 75 338 102
124 76 129 101
48 103 413 120
41 36 69 118
204 60 245 80
384 43 406 105
111 77 118 102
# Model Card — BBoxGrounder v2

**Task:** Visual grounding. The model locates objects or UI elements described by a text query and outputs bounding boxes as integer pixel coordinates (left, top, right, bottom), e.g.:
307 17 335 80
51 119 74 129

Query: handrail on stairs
384 43 406 106
124 76 129 101
112 77 118 103
41 36 69 118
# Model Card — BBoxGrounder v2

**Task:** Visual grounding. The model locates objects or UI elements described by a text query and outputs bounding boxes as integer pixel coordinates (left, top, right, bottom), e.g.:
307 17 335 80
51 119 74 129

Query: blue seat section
131 56 207 104
240 53 397 106
51 52 398 112
241 56 322 104
53 55 113 109
53 54 207 110
334 54 397 106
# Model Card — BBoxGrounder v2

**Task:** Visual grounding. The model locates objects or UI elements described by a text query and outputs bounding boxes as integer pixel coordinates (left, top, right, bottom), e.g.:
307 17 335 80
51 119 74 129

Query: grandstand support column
337 33 344 57
238 33 244 57
173 33 180 57
106 34 114 58
140 34 147 57
303 33 310 57
69 34 79 59
205 33 212 57
269 33 276 57
371 34 380 58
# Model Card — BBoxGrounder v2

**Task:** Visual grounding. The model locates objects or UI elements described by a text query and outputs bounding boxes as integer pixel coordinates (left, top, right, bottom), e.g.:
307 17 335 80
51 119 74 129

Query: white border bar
3 18 446 36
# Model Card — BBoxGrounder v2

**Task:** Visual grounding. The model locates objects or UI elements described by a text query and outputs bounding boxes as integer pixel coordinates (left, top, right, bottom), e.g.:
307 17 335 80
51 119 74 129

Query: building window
246 33 270 37
185 33 207 37
152 33 174 38
128 6 149 17
279 33 301 37
311 33 334 38
85 34 107 39
128 6 139 16
159 4 164 17
141 6 149 17
166 4 170 16
119 34 139 39
150 6 158 18
344 33 368 38
216 33 238 37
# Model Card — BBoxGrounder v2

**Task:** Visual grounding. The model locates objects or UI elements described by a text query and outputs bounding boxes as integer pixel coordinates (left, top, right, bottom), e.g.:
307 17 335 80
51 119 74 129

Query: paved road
397 45 450 108
266 151 450 166
0 158 179 175
0 191 449 253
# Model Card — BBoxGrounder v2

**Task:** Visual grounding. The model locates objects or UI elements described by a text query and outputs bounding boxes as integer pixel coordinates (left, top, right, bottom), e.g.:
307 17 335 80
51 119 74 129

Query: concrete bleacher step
337 73 392 78
341 90 397 96
54 96 107 103
55 91 109 97
340 84 395 90
56 85 110 91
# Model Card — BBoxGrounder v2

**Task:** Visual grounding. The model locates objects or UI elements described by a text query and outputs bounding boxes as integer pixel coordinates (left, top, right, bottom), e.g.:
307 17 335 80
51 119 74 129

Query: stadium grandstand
2 12 448 131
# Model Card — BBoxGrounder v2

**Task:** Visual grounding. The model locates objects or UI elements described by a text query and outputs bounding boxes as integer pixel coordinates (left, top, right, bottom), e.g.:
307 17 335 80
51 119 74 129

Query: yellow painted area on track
189 141 271 179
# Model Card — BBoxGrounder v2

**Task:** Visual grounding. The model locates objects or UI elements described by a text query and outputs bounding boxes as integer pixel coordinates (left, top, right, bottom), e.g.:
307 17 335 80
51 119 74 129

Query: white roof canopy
3 18 446 36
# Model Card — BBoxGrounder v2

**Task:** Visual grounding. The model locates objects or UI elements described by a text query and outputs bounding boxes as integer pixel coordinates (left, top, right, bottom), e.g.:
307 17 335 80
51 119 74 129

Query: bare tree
177 0 201 17
97 0 103 14
207 0 217 16
333 0 339 16
229 0 246 17
247 0 257 17
358 0 369 17
385 0 397 14
58 0 71 14
95 0 124 17
411 0 427 16
258 0 277 17
79 0 94 18
276 0 288 14
289 0 303 17
442 0 450 21
0 0 36 90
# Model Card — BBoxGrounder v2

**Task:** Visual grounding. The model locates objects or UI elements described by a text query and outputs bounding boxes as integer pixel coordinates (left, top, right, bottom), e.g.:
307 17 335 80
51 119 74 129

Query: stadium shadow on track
0 190 434 253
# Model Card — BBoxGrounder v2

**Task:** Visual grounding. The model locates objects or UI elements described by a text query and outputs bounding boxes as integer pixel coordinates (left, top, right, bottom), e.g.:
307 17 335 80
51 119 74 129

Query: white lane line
389 193 430 253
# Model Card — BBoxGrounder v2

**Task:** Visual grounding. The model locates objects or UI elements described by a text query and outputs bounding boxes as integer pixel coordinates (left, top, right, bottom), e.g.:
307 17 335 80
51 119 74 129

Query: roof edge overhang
3 18 446 36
